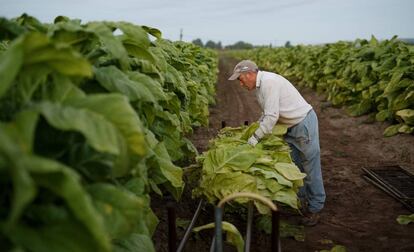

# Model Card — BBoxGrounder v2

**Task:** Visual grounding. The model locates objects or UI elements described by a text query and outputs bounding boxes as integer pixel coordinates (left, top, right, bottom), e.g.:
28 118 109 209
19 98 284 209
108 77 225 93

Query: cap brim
228 72 240 81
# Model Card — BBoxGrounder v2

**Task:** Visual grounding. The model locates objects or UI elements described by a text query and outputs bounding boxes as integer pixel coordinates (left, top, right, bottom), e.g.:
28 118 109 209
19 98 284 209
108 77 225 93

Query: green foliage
205 40 223 50
397 213 414 225
320 245 347 252
225 41 254 50
0 14 218 251
192 38 204 47
256 215 305 241
229 36 414 136
193 221 244 252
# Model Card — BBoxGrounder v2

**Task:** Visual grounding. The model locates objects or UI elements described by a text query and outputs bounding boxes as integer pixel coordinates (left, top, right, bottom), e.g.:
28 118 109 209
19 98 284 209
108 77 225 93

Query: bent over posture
228 60 326 226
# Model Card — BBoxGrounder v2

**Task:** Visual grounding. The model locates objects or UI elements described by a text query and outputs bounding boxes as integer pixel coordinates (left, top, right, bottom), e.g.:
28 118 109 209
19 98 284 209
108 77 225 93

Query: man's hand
247 135 258 146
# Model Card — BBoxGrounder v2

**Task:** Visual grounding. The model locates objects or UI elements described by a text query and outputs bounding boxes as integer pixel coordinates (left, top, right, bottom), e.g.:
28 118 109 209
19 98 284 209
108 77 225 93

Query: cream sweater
254 71 312 138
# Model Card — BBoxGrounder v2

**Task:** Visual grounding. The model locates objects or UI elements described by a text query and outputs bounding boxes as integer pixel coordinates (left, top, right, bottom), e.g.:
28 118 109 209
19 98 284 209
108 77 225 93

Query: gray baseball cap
228 60 258 80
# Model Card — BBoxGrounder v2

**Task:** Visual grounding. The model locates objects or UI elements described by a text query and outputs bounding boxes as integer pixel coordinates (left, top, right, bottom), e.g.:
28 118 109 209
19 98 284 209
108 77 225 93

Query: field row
0 14 217 251
229 37 414 136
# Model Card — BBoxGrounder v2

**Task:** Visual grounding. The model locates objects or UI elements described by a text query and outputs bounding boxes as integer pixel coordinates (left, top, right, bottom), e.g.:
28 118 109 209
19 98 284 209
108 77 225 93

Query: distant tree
205 40 217 49
400 38 414 45
284 41 292 48
225 41 253 50
216 41 223 50
192 38 204 47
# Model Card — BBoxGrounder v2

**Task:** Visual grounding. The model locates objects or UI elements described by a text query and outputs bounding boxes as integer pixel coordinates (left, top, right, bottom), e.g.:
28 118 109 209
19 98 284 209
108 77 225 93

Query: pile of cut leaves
193 123 306 214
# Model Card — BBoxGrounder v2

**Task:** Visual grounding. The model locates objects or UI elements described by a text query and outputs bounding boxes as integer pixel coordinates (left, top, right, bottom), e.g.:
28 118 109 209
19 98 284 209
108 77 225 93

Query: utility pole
179 28 183 41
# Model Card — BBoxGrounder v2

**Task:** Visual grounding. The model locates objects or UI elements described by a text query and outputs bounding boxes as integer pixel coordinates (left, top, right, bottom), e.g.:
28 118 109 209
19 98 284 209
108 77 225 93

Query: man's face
238 72 256 91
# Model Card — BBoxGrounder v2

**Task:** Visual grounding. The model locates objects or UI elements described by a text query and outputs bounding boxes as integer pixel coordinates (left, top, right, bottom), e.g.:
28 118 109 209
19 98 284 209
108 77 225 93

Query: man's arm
258 113 265 122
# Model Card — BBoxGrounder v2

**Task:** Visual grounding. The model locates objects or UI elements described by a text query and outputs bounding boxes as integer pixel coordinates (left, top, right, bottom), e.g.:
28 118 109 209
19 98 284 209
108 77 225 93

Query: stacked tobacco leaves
193 123 306 214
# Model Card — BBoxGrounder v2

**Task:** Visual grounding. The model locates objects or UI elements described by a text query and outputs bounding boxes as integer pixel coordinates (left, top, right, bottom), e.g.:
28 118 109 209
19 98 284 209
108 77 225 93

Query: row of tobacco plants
0 14 217 251
229 36 414 136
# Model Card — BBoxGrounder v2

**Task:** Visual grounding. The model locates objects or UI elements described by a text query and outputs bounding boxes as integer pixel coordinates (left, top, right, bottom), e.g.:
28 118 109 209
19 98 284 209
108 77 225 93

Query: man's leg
285 110 326 213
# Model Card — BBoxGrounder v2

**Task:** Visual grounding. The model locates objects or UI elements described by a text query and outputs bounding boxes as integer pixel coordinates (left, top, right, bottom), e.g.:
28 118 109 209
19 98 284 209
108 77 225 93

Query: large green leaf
22 155 111 252
384 70 404 95
0 36 23 98
49 18 90 45
108 21 155 64
108 22 150 49
86 22 130 70
193 221 244 252
396 109 414 125
4 212 106 252
397 213 414 225
240 122 259 140
151 141 184 199
204 172 258 203
0 111 39 225
347 99 373 116
398 124 414 134
272 189 299 209
127 71 168 102
274 163 307 181
272 124 289 136
37 101 121 155
113 233 155 252
14 13 47 33
375 109 392 122
87 183 145 239
0 17 26 40
123 164 160 234
94 66 156 103
142 25 162 39
10 110 39 153
23 32 92 77
250 166 293 187
1 148 36 230
256 216 305 241
65 94 147 156
320 245 347 252
383 123 403 137
43 74 86 102
123 40 157 63
204 146 261 174
164 64 188 99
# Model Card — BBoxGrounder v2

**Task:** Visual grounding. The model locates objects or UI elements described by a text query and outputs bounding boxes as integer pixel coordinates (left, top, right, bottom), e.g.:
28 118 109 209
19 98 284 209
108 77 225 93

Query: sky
1 0 413 46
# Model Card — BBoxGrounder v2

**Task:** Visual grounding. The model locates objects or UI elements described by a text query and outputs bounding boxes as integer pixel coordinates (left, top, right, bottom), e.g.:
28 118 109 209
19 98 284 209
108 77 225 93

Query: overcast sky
1 0 413 46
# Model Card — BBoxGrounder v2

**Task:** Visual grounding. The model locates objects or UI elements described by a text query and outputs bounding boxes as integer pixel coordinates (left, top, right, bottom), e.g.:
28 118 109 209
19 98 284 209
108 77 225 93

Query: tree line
192 39 293 49
192 38 254 50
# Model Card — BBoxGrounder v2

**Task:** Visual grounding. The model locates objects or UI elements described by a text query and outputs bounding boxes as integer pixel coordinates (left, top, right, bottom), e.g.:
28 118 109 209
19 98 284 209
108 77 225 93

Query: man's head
228 60 258 91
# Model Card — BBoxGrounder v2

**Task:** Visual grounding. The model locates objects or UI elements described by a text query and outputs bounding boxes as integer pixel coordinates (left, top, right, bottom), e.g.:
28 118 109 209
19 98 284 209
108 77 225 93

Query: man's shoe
301 212 320 226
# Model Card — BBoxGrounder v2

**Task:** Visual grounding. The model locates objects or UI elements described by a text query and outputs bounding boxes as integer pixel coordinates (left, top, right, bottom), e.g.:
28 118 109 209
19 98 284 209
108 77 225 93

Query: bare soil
153 55 414 252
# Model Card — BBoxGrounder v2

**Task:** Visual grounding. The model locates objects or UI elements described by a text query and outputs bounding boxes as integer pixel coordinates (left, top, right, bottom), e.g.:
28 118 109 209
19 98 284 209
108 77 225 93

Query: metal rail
176 199 204 252
213 192 280 252
245 201 254 252
167 203 177 252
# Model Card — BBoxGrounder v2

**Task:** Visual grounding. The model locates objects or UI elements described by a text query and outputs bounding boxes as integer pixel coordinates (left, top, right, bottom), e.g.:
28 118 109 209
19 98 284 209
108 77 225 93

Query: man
228 60 326 226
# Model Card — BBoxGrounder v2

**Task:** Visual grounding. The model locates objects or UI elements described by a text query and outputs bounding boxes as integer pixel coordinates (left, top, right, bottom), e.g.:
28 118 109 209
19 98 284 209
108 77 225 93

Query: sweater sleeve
254 80 280 139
